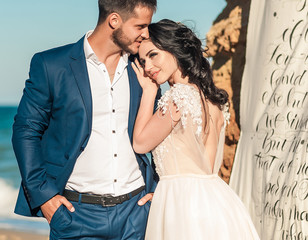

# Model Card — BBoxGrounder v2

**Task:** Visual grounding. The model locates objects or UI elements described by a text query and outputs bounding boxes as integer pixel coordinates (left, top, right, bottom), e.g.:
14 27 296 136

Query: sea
0 83 169 235
0 106 49 235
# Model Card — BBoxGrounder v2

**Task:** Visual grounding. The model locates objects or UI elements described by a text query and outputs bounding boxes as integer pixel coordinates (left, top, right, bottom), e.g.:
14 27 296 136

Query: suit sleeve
12 53 59 210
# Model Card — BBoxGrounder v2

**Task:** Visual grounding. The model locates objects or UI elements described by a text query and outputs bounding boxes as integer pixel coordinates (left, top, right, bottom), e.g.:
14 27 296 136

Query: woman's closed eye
149 52 158 58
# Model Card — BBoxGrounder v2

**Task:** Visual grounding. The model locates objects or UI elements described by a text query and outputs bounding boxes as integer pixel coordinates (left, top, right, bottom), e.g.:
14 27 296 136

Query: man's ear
108 13 122 29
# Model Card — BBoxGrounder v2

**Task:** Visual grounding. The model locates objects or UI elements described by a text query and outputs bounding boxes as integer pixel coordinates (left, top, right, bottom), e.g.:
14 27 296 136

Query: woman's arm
132 60 181 153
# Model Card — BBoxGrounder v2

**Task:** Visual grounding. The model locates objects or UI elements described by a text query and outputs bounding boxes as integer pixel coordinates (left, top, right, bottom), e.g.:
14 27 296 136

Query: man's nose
141 27 149 39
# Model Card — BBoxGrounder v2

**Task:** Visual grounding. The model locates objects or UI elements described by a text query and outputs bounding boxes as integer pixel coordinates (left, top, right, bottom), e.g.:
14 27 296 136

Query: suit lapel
127 61 151 166
127 60 142 142
69 37 92 133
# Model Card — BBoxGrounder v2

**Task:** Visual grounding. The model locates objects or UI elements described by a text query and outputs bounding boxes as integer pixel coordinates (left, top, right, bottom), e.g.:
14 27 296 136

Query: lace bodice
157 84 203 136
152 83 230 177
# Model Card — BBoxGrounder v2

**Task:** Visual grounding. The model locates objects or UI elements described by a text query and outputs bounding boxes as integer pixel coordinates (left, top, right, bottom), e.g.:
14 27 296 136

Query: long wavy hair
148 19 229 109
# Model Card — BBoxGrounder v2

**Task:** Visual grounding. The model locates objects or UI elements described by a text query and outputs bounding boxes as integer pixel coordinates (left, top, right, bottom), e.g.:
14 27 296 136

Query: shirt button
114 154 117 157
112 130 116 134
112 109 115 113
111 87 114 91
114 179 117 183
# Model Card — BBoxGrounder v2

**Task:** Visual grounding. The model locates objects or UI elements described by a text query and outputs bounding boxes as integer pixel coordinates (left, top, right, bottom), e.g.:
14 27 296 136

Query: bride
132 19 259 240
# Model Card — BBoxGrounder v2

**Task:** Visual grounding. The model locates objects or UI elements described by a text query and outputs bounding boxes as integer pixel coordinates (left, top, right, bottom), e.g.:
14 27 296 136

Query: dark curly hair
148 19 229 109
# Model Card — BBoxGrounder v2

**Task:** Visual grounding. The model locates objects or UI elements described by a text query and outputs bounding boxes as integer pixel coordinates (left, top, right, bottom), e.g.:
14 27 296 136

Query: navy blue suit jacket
12 36 160 217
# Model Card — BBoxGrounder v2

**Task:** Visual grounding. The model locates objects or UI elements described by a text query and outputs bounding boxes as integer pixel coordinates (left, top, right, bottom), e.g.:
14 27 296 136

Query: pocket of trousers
144 200 151 212
49 204 72 229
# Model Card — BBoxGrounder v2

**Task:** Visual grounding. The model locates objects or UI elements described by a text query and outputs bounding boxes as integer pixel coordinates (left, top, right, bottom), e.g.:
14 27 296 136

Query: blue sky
0 0 226 105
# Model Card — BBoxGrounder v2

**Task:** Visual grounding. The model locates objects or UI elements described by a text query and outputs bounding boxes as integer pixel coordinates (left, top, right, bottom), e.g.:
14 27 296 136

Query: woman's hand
132 59 158 93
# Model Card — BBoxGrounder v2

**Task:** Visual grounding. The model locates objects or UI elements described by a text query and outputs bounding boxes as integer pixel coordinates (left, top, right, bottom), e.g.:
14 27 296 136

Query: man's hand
138 193 153 206
41 195 75 224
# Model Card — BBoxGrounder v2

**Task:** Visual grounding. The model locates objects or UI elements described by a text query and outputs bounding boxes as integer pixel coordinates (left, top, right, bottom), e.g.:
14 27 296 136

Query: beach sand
0 229 48 240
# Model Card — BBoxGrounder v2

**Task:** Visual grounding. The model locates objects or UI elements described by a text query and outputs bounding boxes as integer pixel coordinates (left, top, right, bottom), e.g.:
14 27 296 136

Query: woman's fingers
132 60 139 74
134 59 144 75
132 58 151 89
134 58 142 69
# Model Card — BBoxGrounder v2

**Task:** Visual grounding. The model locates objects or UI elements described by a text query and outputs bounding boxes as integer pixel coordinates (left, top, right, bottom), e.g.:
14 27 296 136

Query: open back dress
145 83 259 240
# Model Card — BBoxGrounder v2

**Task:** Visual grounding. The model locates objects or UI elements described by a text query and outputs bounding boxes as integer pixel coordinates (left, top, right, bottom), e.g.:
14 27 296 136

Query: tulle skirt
145 174 260 240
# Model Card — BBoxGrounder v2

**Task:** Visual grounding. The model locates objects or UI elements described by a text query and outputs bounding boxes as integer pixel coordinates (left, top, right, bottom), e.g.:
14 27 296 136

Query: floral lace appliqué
157 83 203 136
152 136 170 177
222 103 230 127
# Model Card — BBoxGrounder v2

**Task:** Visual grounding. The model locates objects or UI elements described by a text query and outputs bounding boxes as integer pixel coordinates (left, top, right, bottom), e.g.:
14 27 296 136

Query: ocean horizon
0 106 49 234
0 83 169 234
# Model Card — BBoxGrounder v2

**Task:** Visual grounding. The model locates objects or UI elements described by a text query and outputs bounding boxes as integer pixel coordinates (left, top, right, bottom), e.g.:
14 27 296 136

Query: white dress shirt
66 31 144 196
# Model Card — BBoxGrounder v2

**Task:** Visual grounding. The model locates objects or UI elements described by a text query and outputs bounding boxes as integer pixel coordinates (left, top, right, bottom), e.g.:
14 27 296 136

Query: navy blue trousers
49 190 150 240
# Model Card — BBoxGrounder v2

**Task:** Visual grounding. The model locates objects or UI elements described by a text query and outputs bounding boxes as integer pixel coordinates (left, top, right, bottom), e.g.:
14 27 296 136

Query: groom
12 0 159 239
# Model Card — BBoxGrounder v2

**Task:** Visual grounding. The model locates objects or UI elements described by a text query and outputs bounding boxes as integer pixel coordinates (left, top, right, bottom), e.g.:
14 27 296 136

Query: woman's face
138 39 179 85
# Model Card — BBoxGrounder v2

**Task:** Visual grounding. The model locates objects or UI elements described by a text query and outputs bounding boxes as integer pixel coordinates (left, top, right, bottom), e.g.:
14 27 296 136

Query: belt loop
78 193 82 205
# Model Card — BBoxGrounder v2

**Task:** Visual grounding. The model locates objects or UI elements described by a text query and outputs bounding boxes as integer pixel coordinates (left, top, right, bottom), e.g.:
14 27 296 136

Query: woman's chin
155 78 167 85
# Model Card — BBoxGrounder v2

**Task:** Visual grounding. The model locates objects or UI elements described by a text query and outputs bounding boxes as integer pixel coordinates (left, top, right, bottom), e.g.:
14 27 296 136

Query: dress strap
202 100 221 146
209 115 219 144
169 104 178 129
168 106 180 174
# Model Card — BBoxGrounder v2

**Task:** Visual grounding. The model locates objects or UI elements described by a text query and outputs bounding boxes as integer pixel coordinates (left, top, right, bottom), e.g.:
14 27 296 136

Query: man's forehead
131 5 153 19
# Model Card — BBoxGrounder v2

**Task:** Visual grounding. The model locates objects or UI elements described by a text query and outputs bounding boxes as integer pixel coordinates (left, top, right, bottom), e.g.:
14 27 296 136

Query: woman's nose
144 61 152 73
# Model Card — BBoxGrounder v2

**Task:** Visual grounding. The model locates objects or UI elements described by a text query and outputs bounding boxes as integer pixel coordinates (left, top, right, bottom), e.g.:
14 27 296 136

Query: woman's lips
151 70 160 80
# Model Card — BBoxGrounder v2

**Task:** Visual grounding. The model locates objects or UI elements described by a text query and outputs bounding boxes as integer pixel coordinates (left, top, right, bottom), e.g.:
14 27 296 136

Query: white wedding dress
145 84 259 240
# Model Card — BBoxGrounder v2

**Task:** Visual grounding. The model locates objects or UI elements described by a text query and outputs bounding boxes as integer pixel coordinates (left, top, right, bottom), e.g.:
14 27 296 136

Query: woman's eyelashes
149 52 158 58
138 51 158 70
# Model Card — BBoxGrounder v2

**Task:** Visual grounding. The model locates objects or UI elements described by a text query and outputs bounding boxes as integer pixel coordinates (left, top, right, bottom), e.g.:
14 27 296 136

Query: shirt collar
84 30 96 60
84 30 129 66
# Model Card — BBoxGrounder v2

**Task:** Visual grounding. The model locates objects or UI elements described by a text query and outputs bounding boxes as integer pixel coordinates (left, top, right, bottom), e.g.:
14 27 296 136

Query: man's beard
112 27 136 54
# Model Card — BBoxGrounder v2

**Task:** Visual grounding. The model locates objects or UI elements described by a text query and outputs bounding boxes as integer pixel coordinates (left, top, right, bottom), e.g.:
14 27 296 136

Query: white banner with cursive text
229 0 308 239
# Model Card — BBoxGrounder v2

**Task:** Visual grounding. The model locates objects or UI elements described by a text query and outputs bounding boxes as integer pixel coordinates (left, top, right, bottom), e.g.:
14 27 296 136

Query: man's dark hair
97 0 157 24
